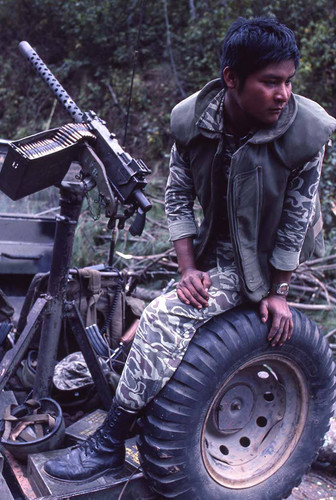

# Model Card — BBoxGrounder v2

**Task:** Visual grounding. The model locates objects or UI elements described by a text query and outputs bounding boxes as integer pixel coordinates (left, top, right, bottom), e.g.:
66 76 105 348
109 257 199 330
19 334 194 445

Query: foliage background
0 0 334 267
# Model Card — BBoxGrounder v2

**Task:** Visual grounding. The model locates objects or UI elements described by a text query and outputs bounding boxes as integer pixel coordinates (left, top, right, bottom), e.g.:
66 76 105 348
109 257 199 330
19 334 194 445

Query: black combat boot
44 399 138 482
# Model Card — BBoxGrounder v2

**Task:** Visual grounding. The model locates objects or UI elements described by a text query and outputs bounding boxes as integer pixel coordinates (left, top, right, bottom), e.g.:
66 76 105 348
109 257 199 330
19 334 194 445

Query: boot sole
42 464 124 483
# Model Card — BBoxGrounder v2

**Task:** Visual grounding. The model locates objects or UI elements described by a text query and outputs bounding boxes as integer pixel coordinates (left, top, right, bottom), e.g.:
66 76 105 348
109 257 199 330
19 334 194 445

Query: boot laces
80 407 124 456
82 428 105 456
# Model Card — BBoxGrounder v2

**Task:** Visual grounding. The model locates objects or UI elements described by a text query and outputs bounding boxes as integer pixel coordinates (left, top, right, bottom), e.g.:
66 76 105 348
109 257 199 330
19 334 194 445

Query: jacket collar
196 79 298 144
196 88 225 135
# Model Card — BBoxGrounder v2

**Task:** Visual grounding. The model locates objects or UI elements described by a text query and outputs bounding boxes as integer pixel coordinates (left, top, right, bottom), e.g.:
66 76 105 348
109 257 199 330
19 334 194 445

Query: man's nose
274 83 290 102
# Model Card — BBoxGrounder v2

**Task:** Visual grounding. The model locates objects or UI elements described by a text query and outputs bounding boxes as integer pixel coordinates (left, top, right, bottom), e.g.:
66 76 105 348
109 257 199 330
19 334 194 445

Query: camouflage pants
115 261 245 410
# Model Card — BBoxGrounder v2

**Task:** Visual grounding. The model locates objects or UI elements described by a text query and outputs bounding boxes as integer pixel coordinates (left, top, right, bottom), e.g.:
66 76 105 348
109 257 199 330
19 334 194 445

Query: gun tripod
0 181 116 410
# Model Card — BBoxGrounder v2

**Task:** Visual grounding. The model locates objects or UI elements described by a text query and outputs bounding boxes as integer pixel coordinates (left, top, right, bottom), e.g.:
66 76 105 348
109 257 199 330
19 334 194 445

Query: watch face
272 282 289 296
279 283 289 294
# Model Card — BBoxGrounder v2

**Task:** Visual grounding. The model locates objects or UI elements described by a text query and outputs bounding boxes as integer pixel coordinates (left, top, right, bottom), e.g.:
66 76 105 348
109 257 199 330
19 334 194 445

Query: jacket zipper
227 149 247 295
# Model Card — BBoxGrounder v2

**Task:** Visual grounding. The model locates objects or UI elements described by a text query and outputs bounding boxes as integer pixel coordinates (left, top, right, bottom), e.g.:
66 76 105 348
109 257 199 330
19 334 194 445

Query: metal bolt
231 401 241 411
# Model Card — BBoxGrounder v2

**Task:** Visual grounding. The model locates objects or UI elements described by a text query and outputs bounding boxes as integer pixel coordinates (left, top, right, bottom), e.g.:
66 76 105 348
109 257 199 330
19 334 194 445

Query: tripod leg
65 301 113 410
0 297 47 391
33 183 84 399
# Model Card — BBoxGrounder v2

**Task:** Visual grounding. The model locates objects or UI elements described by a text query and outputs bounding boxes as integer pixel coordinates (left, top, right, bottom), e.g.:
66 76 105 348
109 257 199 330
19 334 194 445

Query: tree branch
163 0 186 98
106 82 127 116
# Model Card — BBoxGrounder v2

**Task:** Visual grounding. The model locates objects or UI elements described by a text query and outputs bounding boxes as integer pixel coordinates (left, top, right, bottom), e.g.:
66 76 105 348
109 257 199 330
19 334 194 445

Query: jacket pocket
232 166 264 292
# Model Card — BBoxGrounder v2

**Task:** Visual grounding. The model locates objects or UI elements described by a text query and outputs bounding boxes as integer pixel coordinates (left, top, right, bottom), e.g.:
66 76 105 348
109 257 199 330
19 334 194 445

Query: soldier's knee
140 291 175 322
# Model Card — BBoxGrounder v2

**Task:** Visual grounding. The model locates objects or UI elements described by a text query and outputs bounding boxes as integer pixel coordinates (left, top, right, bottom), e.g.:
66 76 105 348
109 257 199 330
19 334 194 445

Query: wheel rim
201 354 309 489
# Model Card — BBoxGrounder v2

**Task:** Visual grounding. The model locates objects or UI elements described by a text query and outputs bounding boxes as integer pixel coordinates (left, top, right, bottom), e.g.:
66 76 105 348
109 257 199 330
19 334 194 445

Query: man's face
230 60 296 127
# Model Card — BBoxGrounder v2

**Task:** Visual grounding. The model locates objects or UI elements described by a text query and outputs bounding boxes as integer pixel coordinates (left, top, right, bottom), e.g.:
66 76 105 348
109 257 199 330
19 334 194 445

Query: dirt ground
289 470 336 499
289 417 336 499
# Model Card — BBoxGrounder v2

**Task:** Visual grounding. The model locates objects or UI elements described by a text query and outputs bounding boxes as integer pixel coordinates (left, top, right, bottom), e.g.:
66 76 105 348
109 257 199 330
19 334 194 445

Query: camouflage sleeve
270 147 324 271
165 142 198 242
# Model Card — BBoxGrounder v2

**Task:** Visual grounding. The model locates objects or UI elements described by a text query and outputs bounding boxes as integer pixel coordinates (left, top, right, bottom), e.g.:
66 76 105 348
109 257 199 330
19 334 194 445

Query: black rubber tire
137 304 336 500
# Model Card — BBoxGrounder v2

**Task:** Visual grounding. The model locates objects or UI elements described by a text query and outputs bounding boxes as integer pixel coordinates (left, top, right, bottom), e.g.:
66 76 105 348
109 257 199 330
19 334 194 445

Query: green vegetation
0 1 334 284
0 1 334 143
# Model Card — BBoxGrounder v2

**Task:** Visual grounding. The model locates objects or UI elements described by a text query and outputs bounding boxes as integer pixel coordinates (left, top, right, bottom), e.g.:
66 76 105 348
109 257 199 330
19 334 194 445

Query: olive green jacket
170 79 336 301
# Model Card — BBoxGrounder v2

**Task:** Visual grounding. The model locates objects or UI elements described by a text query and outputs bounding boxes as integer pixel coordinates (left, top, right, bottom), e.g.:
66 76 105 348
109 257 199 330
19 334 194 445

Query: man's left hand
259 295 293 347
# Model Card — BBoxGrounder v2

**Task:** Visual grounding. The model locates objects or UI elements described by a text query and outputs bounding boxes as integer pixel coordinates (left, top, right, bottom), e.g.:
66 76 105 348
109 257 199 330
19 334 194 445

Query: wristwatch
270 282 290 297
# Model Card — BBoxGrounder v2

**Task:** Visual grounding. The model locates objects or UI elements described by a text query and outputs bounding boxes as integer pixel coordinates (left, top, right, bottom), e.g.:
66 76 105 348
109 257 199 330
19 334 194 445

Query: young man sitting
44 17 336 482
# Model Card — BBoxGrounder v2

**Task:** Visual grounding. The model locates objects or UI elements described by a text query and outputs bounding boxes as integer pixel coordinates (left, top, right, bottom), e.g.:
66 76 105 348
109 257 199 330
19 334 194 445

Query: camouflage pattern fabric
196 88 225 135
53 352 94 390
53 351 121 394
270 147 324 259
116 261 245 410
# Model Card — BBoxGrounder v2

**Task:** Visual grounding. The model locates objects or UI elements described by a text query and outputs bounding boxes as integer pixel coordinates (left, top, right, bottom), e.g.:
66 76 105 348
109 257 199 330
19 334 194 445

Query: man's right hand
173 237 211 309
177 268 211 309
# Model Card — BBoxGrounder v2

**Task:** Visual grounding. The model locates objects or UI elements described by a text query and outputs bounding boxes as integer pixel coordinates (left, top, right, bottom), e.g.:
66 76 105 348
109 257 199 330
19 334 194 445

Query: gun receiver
17 41 152 235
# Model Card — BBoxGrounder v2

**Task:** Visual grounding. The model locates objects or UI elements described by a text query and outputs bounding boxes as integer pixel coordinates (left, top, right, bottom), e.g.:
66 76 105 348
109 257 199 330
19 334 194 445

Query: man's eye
263 81 277 86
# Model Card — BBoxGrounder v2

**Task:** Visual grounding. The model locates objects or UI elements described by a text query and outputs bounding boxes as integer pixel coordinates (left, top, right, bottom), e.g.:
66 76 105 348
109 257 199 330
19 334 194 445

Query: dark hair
220 17 300 88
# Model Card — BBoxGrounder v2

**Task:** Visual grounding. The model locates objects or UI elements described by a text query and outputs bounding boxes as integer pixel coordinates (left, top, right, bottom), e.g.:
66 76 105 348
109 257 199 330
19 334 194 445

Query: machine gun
0 41 152 236
0 41 155 406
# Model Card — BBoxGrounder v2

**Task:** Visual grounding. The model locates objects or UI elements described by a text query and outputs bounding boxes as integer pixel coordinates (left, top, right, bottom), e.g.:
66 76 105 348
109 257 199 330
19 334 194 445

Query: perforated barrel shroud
0 123 96 200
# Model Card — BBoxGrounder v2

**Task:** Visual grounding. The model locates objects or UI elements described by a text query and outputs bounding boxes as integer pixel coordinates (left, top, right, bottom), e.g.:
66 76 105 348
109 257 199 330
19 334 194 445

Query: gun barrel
19 41 84 123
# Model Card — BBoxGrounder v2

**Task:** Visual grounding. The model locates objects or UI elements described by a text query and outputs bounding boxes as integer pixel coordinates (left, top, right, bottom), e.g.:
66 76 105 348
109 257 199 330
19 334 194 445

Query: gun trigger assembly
129 208 146 236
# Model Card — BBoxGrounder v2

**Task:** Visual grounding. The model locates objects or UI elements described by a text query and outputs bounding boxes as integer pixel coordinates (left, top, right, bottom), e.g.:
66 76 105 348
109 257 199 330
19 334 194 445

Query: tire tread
138 305 336 499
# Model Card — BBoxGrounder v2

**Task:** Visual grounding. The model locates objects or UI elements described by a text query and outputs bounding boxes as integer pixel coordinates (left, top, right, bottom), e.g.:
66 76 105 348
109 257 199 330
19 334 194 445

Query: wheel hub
202 354 308 488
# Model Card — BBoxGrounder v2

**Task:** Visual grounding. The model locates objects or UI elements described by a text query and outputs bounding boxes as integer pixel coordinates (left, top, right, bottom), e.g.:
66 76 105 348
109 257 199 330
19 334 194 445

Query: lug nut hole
220 445 229 455
264 392 275 402
239 437 250 448
257 416 268 427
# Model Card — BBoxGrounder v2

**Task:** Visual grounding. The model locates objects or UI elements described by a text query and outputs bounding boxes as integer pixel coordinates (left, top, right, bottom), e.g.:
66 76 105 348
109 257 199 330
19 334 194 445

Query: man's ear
222 67 239 89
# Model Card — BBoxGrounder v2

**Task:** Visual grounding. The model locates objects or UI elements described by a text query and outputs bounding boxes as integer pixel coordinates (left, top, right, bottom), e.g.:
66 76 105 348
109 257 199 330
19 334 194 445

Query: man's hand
177 268 211 309
173 237 211 309
259 295 293 347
